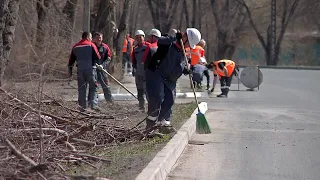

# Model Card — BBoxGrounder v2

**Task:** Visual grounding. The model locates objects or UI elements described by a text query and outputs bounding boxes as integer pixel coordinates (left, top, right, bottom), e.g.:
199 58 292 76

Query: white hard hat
186 28 201 49
149 28 161 38
135 30 145 37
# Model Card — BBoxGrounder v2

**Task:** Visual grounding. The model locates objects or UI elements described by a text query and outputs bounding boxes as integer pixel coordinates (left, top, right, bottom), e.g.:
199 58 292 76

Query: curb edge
135 102 208 180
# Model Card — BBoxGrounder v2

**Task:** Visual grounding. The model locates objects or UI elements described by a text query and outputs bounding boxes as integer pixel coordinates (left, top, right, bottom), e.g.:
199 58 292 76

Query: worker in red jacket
144 28 161 69
93 32 113 104
68 32 101 111
131 30 150 111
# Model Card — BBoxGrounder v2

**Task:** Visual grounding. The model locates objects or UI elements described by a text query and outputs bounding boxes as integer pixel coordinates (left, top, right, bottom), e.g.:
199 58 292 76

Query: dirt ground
0 80 196 180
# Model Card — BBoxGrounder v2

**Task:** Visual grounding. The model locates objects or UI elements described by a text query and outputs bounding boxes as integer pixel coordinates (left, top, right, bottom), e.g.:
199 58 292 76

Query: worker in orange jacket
189 44 204 66
122 34 135 74
198 39 210 90
207 59 238 98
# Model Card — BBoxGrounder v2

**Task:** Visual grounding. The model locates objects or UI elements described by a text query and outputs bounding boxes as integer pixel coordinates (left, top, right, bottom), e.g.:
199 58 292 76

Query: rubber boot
103 85 113 103
145 119 156 130
217 89 227 98
224 88 229 97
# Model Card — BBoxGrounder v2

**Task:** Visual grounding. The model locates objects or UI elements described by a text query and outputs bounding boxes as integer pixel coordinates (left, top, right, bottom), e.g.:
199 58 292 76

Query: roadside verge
135 102 208 180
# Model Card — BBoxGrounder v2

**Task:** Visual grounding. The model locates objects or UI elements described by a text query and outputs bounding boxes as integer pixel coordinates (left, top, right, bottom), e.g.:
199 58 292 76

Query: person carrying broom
144 28 204 132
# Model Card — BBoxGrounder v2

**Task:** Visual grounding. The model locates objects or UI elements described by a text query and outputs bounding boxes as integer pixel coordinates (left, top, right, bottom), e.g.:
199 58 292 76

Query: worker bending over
191 57 207 89
207 59 238 98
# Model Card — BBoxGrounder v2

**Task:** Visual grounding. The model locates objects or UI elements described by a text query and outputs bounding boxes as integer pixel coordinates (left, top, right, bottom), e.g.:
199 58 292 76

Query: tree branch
4 137 37 166
236 0 268 49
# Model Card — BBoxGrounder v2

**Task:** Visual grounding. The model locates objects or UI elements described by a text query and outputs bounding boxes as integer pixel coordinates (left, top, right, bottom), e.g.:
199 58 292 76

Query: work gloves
96 64 104 71
176 30 182 41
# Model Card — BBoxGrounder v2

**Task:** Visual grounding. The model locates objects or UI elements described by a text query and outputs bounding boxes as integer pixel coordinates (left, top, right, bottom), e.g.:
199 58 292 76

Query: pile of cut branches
0 87 147 179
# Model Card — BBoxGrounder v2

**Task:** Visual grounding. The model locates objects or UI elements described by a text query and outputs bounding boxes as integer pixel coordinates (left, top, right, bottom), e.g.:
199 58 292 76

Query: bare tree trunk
147 0 181 33
237 0 300 65
274 0 300 65
110 0 131 80
0 0 20 86
192 0 197 27
132 0 140 35
178 5 184 30
198 0 202 31
36 0 52 50
183 0 190 27
211 0 245 60
205 11 211 61
94 0 117 47
62 0 78 40
129 0 140 35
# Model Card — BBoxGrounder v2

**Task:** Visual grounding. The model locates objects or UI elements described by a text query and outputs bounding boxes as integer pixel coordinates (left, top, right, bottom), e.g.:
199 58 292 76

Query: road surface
168 69 320 180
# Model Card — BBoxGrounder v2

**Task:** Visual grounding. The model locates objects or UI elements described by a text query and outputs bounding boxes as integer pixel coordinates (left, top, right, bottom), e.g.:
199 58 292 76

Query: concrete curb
63 92 210 102
238 65 320 70
97 92 208 101
135 102 208 180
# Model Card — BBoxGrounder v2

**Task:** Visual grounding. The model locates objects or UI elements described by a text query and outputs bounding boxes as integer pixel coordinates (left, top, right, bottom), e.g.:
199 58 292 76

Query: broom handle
180 39 200 109
95 63 138 99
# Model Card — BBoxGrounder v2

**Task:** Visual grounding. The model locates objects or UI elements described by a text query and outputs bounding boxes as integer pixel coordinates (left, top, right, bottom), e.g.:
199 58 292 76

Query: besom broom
179 36 211 134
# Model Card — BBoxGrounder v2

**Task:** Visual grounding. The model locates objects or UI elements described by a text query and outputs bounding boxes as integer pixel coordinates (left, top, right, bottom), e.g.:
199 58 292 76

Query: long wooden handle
95 64 138 99
179 39 200 107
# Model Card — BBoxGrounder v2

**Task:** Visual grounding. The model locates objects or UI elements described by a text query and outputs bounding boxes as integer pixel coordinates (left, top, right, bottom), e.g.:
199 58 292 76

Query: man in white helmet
131 30 151 111
145 28 201 131
144 28 161 70
147 28 161 44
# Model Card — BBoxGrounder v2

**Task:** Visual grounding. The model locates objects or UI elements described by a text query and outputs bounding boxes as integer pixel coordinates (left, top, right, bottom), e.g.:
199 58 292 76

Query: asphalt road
168 69 320 180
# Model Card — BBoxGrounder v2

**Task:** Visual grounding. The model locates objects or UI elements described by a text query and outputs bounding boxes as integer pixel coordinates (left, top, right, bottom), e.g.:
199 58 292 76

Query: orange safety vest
214 59 235 77
122 39 128 52
122 38 134 53
129 38 134 54
185 47 191 59
190 45 204 65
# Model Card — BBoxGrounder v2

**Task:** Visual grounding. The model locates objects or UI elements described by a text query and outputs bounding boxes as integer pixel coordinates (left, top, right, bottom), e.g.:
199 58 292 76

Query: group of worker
68 32 113 112
68 27 237 130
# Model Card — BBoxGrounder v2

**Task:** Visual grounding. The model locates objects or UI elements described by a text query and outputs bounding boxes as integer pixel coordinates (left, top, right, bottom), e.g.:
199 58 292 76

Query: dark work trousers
203 69 210 87
145 69 176 127
220 73 233 96
95 69 113 102
135 73 146 109
77 69 98 109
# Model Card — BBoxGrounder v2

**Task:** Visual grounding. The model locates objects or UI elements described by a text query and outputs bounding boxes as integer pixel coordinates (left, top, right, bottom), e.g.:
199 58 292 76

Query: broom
180 37 211 134
95 63 138 99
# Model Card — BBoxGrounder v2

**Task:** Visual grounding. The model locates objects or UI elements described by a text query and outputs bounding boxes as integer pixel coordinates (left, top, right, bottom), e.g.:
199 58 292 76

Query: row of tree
0 0 319 85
